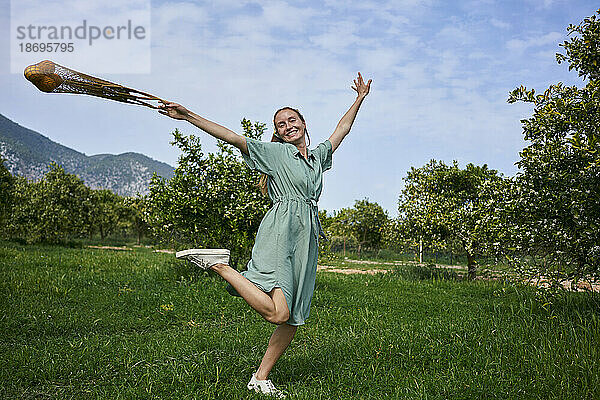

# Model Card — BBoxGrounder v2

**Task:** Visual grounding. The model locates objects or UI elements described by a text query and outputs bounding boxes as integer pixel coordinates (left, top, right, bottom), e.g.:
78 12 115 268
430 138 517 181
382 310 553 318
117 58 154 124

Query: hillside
0 113 174 196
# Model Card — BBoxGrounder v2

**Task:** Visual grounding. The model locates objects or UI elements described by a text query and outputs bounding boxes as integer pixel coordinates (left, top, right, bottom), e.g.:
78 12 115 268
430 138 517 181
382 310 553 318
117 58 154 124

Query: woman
159 72 371 397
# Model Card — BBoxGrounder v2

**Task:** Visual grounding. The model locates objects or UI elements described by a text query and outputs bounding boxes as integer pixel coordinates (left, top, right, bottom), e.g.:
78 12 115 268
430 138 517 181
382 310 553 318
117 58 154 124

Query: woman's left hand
352 72 372 99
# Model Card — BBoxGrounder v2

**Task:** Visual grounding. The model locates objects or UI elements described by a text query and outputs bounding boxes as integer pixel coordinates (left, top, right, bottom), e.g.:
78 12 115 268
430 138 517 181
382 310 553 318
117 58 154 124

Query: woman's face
274 109 306 145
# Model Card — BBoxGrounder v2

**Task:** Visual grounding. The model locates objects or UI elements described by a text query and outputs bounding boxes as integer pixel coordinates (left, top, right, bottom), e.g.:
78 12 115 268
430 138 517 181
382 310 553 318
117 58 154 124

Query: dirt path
87 245 132 251
318 259 600 292
317 265 391 275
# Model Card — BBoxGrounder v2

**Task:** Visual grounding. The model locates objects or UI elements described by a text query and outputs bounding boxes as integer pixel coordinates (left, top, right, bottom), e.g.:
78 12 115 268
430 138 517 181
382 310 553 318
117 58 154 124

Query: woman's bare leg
210 265 295 381
255 323 297 380
210 263 289 324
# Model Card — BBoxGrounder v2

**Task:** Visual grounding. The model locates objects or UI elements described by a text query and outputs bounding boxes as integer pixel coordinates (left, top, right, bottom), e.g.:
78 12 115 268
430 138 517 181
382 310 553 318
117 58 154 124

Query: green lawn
1 242 598 399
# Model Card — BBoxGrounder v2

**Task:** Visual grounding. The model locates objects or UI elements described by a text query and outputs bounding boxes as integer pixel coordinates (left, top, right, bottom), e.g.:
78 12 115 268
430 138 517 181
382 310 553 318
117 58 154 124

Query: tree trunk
360 231 367 259
467 252 476 280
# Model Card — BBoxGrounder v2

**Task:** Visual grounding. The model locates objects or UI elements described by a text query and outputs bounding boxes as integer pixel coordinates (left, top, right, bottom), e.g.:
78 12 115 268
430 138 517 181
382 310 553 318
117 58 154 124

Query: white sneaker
247 373 286 398
175 249 230 270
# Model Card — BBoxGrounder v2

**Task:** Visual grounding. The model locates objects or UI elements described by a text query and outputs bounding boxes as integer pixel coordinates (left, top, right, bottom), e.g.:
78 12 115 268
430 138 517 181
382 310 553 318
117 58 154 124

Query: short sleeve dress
232 138 333 326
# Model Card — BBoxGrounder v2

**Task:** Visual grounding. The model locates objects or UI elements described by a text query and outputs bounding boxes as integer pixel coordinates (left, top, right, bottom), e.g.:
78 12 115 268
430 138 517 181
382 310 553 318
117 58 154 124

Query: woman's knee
265 308 289 325
266 288 289 324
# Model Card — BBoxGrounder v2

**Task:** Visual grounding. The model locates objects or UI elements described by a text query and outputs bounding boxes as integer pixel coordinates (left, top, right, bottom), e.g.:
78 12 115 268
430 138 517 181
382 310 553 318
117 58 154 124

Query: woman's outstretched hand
352 72 372 99
158 101 190 120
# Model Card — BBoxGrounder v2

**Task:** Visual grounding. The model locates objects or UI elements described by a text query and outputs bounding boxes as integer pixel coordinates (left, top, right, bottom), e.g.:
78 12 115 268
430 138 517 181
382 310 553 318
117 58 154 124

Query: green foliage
4 164 93 243
381 217 403 252
145 120 271 267
382 217 419 255
85 189 124 239
122 196 149 245
321 199 388 258
350 198 389 254
0 159 14 226
398 160 505 278
556 9 600 81
327 235 359 253
1 162 146 244
508 9 599 163
324 207 354 239
507 9 600 286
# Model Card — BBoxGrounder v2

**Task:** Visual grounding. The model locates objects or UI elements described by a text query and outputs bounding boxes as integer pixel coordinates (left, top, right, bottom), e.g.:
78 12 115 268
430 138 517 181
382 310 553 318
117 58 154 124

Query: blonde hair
258 107 310 196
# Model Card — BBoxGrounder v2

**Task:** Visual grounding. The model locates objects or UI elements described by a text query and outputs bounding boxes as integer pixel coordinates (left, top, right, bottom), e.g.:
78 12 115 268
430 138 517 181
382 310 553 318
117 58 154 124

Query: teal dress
235 138 333 326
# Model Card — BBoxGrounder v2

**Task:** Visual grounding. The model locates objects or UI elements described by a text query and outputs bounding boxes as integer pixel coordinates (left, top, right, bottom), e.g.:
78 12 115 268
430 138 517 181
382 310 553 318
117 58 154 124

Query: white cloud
526 0 559 9
467 51 492 60
260 1 322 33
436 24 476 47
506 31 562 54
432 51 460 81
152 2 209 33
308 21 363 53
490 18 510 29
356 47 403 78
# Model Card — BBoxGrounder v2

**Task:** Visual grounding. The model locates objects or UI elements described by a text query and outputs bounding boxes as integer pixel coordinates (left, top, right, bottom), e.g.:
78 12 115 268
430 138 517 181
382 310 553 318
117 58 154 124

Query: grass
0 241 598 399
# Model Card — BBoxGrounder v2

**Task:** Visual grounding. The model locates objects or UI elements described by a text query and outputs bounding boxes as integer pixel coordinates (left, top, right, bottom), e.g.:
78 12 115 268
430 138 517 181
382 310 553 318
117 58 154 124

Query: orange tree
506 10 600 286
5 164 92 243
398 160 505 279
145 119 270 267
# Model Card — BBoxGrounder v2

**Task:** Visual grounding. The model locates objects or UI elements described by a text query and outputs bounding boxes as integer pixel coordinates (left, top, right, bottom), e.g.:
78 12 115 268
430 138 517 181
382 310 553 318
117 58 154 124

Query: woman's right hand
158 101 190 120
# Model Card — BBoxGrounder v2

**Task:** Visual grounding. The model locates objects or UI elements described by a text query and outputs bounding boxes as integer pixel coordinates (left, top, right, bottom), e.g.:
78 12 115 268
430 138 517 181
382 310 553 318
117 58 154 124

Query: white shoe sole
175 248 230 270
247 375 286 398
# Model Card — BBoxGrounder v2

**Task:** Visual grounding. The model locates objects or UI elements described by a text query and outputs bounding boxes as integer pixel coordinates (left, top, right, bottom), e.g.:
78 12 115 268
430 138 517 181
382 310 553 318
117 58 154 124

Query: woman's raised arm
159 102 249 155
328 72 372 153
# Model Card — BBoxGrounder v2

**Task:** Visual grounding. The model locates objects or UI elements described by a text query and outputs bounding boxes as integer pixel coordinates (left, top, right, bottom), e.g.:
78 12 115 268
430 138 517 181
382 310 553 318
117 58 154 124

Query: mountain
0 113 174 196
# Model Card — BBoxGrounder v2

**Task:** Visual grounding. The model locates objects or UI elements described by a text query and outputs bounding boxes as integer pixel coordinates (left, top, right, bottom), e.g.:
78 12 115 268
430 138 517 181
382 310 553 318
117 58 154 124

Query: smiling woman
159 72 371 397
258 106 311 195
274 107 308 145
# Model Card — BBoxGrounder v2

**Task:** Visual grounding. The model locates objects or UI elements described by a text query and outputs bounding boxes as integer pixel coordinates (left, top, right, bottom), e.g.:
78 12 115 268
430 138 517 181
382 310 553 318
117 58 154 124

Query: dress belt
272 195 316 205
272 196 327 240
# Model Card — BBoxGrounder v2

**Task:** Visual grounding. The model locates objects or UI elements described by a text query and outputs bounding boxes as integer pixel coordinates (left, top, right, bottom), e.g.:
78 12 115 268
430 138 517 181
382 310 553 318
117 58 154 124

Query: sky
0 0 597 216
